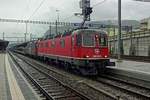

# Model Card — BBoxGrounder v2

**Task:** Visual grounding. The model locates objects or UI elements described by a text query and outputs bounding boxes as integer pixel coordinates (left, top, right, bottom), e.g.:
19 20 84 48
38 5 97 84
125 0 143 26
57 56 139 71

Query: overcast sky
0 0 150 42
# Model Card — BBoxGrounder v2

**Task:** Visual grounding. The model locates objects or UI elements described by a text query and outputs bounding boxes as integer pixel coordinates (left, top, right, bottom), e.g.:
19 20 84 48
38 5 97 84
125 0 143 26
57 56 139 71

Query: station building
140 17 150 30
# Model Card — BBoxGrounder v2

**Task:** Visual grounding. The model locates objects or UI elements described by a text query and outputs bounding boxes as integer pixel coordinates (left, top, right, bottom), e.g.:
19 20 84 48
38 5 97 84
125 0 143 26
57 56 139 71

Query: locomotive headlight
86 55 89 58
104 55 108 58
96 35 98 38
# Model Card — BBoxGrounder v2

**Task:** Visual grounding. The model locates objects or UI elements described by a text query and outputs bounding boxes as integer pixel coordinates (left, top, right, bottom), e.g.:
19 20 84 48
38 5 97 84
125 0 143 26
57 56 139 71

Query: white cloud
0 0 150 41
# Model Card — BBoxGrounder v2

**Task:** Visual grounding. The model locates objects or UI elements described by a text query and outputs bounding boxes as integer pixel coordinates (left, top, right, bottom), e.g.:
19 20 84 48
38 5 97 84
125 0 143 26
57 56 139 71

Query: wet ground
110 59 150 74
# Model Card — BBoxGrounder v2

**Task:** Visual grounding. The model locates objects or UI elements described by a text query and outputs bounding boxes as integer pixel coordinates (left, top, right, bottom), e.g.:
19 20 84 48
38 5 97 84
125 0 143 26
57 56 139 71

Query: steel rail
12 50 150 100
12 51 118 100
9 52 89 100
100 74 150 90
96 75 150 100
9 52 53 100
105 68 150 89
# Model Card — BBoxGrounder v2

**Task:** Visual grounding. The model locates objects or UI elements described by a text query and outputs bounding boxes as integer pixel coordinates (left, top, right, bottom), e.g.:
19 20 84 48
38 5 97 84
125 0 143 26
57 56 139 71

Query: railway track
9 52 117 100
10 51 150 100
9 52 90 100
96 74 150 100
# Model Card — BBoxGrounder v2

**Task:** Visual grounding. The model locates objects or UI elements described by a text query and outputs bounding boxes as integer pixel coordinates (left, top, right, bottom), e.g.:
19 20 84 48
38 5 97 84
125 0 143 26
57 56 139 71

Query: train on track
14 29 115 75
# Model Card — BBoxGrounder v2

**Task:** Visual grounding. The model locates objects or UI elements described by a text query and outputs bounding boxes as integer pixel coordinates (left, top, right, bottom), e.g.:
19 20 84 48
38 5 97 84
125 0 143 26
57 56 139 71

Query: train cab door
35 42 38 56
71 35 75 57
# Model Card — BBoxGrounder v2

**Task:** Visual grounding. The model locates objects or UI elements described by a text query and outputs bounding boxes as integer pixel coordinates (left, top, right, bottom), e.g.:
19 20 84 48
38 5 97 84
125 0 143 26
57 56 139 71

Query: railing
108 30 150 41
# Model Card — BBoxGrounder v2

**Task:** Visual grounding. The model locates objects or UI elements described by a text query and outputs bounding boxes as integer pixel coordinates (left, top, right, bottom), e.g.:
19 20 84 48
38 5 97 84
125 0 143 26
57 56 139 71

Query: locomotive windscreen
76 30 108 47
77 30 95 47
82 32 95 47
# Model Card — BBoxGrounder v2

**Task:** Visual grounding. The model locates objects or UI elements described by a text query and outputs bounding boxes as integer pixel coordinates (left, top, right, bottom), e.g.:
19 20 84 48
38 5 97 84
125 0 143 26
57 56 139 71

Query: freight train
16 29 115 75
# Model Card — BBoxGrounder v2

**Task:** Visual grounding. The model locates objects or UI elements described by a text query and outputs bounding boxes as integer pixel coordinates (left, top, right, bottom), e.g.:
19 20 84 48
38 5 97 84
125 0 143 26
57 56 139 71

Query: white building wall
109 35 150 56
123 39 130 55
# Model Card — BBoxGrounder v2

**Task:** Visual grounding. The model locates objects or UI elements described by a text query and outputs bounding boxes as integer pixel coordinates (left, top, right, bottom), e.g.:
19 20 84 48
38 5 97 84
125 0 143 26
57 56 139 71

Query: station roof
0 39 3 42
0 39 9 43
0 39 9 50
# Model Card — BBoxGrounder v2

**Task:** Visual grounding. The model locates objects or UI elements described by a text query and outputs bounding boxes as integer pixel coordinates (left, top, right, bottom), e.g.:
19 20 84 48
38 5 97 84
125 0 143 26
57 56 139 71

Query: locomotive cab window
60 39 65 48
82 33 95 47
72 36 74 46
77 30 95 47
76 34 82 46
99 34 107 46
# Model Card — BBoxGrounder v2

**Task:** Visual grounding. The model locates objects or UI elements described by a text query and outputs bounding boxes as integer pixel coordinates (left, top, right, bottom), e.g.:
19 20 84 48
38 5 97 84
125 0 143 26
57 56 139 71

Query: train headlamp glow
96 35 98 38
104 55 108 58
86 55 89 58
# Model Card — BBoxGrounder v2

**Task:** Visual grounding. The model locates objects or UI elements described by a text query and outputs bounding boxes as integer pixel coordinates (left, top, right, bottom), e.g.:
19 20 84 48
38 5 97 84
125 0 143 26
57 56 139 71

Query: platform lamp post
30 33 32 41
3 32 5 40
56 9 60 35
117 0 150 61
25 22 28 42
56 9 60 23
117 0 122 61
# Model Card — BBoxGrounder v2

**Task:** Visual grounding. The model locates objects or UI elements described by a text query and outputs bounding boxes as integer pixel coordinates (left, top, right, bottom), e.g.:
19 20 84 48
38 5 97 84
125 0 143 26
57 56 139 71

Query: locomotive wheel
97 64 106 74
64 62 70 71
77 66 98 76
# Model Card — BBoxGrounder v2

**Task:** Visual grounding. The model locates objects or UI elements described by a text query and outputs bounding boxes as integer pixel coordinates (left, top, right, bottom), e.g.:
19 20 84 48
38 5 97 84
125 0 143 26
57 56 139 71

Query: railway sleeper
45 86 65 91
47 89 67 93
37 82 52 85
42 82 59 86
56 96 83 100
45 87 66 92
50 91 73 96
37 77 48 80
52 94 77 100
37 80 53 84
42 84 60 88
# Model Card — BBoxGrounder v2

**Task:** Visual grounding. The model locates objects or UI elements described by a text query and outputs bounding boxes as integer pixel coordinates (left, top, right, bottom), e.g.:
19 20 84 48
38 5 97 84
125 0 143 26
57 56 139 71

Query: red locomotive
15 1 115 75
23 29 115 75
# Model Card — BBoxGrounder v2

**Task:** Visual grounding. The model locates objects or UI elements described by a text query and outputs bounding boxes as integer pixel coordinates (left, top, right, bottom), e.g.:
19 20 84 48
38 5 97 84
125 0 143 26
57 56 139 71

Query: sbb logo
94 49 100 54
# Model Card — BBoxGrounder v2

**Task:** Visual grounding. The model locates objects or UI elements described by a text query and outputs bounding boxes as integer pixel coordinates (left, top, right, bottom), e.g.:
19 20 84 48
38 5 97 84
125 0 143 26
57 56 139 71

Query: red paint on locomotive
30 29 115 75
37 29 109 59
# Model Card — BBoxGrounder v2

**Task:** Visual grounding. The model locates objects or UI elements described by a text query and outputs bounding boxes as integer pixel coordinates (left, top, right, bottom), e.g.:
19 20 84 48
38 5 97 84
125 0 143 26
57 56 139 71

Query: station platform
0 53 40 100
110 59 150 74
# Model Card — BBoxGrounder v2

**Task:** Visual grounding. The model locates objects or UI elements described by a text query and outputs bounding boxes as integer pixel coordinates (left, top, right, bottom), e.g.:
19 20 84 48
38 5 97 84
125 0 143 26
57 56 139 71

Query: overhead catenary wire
26 0 108 35
13 0 31 42
28 0 46 20
63 0 108 23
26 0 46 39
92 0 108 8
62 15 75 21
61 0 108 26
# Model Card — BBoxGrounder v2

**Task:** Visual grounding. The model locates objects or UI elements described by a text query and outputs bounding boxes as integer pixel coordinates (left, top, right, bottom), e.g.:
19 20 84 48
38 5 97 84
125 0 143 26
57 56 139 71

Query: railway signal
78 0 93 27
85 7 93 16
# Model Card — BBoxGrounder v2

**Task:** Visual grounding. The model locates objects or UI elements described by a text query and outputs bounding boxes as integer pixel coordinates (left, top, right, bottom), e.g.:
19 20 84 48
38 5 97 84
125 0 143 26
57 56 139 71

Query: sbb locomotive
23 29 115 75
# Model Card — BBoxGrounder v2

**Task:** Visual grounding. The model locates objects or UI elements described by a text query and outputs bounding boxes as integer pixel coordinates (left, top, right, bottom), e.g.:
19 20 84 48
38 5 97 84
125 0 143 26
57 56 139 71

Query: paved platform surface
0 53 11 100
110 59 150 74
0 53 40 100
